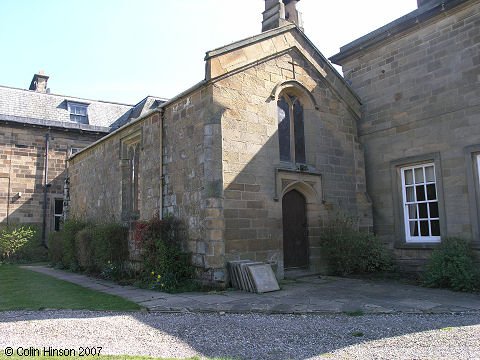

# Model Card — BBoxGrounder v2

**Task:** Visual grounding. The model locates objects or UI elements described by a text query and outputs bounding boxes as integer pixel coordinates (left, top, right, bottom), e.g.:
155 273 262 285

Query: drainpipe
159 108 164 219
41 132 50 248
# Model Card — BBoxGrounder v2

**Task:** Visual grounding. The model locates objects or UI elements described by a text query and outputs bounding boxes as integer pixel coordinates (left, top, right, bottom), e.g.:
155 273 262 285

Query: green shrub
423 237 479 292
135 216 195 292
101 261 136 282
48 231 64 267
15 225 48 263
320 216 392 276
0 225 38 261
92 223 129 268
61 219 88 269
75 227 95 271
49 219 128 273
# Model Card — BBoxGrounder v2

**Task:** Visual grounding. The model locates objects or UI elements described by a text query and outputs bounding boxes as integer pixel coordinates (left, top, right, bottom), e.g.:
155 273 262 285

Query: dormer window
67 102 89 124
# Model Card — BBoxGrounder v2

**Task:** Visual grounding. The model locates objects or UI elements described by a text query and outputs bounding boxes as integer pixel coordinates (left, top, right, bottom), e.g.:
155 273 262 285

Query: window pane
418 203 428 218
416 185 426 201
404 170 413 185
293 100 306 164
414 167 424 183
426 184 437 200
277 97 291 162
409 221 418 236
425 166 435 182
429 202 439 218
431 220 440 236
54 217 61 231
406 187 415 202
54 199 63 215
408 204 418 219
420 221 429 236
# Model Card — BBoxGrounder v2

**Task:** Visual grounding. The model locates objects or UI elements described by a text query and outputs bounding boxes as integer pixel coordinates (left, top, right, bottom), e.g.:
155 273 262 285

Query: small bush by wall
92 223 129 269
134 216 195 292
51 220 129 273
75 227 95 270
48 231 64 267
320 216 393 276
49 216 195 292
61 219 88 269
423 237 479 292
0 225 45 262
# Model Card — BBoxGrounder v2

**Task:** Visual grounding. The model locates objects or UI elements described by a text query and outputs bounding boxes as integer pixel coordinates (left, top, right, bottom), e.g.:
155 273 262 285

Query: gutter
0 114 111 134
70 80 208 161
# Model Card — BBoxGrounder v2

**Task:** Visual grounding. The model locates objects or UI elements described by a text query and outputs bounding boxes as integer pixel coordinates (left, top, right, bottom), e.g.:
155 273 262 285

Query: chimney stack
262 0 304 32
29 71 49 93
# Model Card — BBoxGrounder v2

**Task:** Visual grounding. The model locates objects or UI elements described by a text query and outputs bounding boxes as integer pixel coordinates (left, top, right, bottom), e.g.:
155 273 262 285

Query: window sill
394 241 441 250
276 163 318 175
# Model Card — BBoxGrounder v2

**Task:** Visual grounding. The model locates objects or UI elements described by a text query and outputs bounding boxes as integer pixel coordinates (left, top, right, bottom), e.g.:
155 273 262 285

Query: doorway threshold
284 268 320 280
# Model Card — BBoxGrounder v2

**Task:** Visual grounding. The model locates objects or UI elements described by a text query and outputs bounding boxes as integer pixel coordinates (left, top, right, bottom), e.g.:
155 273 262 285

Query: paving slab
22 265 480 315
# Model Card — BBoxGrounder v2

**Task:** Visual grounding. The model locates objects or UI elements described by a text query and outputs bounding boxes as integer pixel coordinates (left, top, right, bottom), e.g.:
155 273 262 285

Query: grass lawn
0 264 141 311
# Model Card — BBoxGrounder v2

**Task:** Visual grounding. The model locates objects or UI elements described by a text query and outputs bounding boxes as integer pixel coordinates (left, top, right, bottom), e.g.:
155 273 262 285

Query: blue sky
0 0 417 105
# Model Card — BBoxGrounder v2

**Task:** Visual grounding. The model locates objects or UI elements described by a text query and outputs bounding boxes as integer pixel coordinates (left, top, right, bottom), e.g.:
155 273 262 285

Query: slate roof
0 84 167 133
330 0 470 64
110 95 168 129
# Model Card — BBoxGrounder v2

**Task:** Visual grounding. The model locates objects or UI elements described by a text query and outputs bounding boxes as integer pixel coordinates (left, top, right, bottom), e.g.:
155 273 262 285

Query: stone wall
0 123 102 236
161 86 225 282
69 89 226 283
69 113 162 223
337 1 480 270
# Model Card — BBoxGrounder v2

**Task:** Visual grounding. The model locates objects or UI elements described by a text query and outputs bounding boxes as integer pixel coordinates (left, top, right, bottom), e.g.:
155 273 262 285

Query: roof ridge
0 83 135 107
205 24 296 59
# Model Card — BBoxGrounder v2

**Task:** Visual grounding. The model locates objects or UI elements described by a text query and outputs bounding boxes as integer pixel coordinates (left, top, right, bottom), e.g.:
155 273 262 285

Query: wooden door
282 190 308 269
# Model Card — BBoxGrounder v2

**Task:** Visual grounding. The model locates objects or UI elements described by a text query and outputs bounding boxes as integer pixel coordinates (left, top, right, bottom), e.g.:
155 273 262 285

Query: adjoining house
0 71 165 244
1 0 478 284
330 0 480 271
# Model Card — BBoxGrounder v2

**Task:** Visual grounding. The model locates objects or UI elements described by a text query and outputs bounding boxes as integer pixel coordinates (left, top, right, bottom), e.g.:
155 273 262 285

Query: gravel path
1 311 479 359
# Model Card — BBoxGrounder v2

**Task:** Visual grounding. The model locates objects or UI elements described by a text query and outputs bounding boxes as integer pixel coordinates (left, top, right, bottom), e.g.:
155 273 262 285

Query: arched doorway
282 189 308 269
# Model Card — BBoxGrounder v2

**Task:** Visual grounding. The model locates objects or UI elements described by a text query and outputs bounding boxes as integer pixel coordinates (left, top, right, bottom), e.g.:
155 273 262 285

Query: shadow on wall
219 67 371 277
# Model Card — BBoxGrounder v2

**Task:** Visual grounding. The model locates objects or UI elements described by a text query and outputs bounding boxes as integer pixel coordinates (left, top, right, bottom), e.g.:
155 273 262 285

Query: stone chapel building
68 1 373 282
1 0 478 284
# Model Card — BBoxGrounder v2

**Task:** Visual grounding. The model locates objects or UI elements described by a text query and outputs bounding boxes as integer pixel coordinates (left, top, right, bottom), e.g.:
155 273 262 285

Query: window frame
400 163 440 243
391 153 447 248
67 102 89 124
68 147 82 158
464 145 480 248
120 131 143 221
477 154 480 188
277 94 306 165
53 198 64 232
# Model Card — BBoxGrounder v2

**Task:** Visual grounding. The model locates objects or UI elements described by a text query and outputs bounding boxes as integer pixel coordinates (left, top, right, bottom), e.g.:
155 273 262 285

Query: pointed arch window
120 131 142 221
128 143 140 214
277 94 306 164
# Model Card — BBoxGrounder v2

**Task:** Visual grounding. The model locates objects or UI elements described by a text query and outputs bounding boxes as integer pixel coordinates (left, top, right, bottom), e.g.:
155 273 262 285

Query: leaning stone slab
240 261 263 292
246 263 280 293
